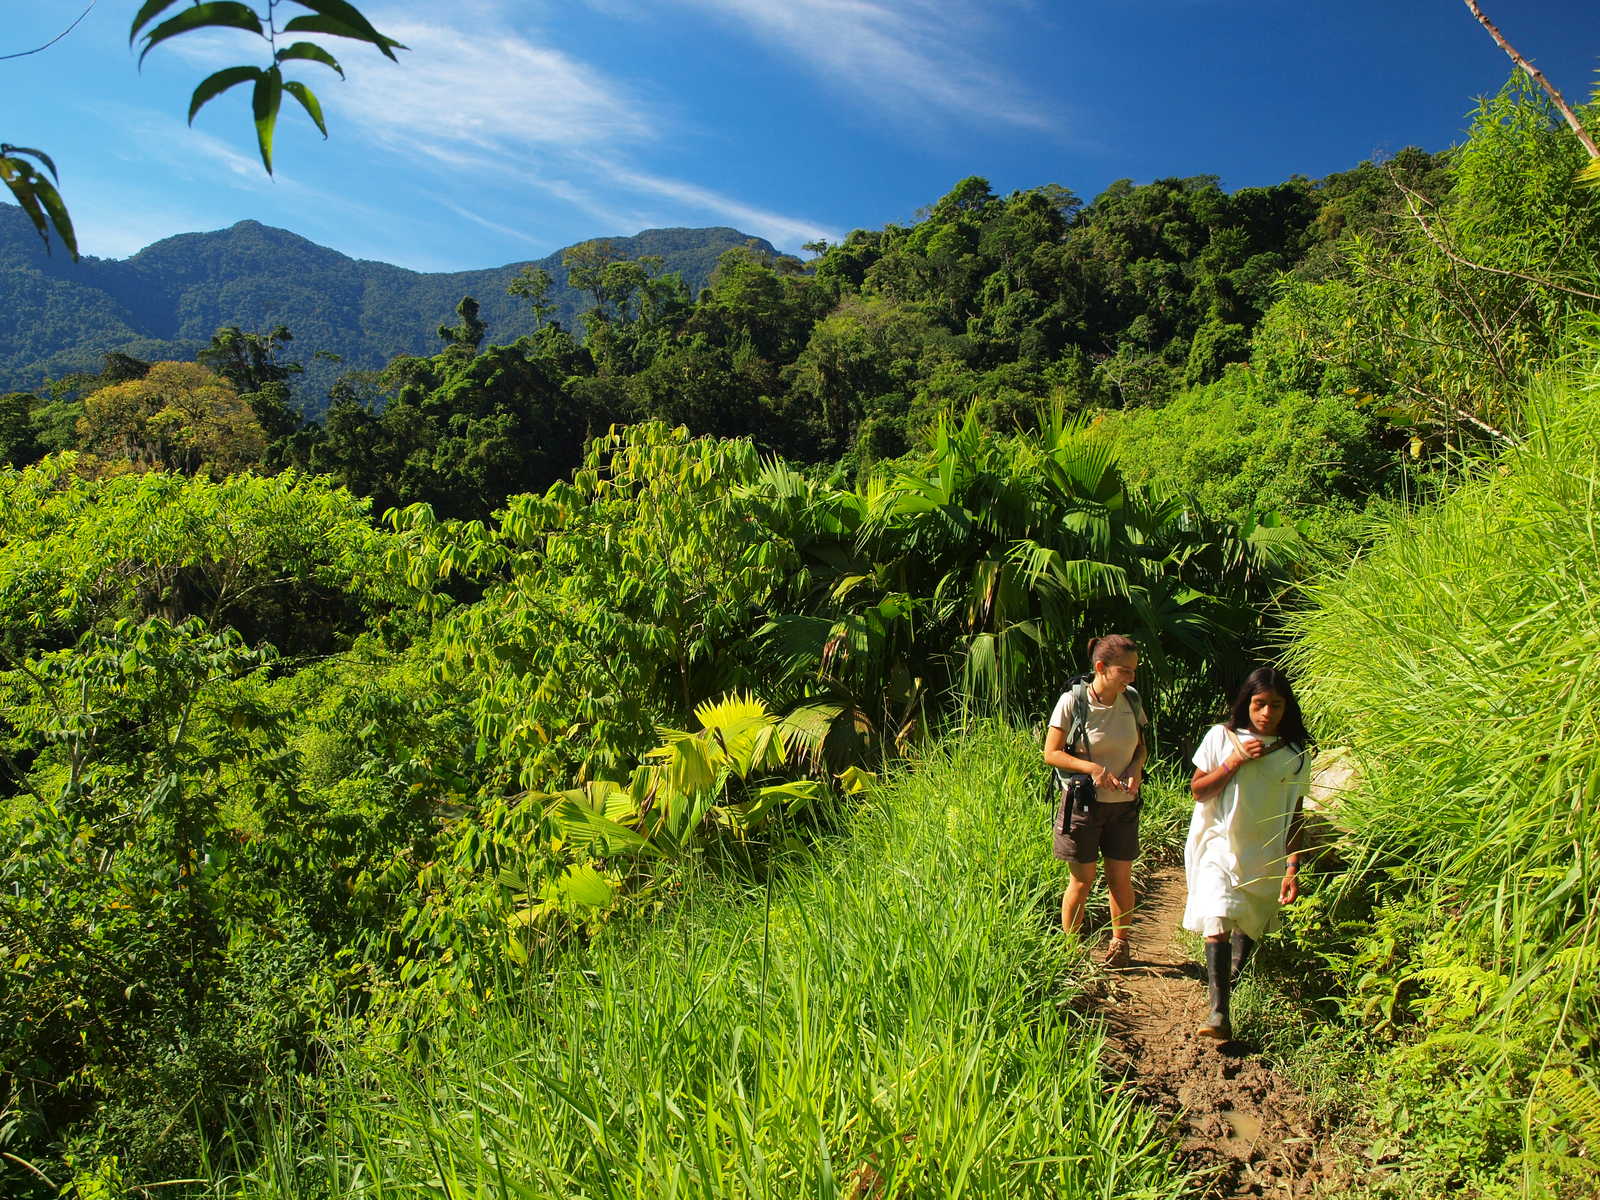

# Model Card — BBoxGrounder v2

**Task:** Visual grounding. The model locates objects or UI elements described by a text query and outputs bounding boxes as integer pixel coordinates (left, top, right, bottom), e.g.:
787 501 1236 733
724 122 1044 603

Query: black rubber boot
1230 930 1256 985
1199 938 1232 1042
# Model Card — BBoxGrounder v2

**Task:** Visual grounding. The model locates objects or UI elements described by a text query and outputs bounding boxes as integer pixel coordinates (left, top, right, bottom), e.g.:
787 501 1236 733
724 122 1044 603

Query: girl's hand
1238 736 1267 761
1279 868 1299 906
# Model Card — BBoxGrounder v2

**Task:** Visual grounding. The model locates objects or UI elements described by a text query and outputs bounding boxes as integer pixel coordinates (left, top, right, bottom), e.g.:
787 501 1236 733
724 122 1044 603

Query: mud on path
1089 867 1349 1198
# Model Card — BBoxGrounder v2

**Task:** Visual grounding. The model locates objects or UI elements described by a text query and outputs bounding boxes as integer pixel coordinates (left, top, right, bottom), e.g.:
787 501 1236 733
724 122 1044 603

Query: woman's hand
1090 763 1120 791
1119 767 1143 796
1279 866 1299 906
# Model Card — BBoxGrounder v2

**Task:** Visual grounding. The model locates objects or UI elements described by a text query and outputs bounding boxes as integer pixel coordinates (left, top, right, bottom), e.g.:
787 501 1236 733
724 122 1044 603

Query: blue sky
5 1 1600 271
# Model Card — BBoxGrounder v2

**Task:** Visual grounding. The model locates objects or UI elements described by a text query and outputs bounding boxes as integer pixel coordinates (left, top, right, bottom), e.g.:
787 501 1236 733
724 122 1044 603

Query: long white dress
1183 725 1310 939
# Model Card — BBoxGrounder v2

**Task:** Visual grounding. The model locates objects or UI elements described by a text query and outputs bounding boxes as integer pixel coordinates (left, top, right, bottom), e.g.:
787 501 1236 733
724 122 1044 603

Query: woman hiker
1185 666 1312 1041
1043 634 1149 967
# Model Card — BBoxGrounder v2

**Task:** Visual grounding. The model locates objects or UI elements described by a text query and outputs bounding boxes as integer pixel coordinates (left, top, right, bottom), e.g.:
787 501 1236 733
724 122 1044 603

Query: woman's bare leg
1102 857 1135 943
1062 861 1097 934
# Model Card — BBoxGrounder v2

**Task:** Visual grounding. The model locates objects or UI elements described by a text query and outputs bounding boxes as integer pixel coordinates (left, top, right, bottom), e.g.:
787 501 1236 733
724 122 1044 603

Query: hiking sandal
1103 937 1131 968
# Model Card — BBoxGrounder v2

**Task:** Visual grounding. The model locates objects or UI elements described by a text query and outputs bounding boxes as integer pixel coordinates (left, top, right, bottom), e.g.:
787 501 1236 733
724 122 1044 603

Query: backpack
1052 674 1147 793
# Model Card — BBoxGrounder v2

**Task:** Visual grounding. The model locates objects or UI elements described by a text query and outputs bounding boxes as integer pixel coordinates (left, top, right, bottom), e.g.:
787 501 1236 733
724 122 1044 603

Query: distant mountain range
0 205 776 413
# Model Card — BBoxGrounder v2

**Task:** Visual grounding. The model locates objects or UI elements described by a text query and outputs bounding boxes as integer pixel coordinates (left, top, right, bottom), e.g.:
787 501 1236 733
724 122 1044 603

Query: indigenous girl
1185 667 1311 1041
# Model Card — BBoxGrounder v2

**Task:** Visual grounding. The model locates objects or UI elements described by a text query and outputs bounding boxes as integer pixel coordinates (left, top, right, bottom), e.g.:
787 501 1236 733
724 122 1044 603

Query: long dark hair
1228 667 1309 751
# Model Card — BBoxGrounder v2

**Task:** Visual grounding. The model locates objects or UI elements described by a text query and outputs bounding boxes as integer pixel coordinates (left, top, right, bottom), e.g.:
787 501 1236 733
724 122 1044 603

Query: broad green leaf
276 40 345 78
252 67 284 174
187 66 262 125
128 0 186 42
283 81 328 138
0 145 57 179
29 175 77 260
548 798 655 856
282 7 406 60
754 779 824 813
292 0 403 48
0 155 77 258
138 3 265 66
557 864 615 909
836 765 877 795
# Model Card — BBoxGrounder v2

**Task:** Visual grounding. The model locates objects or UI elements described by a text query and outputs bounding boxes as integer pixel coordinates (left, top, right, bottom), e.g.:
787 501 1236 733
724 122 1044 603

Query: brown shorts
1052 792 1140 863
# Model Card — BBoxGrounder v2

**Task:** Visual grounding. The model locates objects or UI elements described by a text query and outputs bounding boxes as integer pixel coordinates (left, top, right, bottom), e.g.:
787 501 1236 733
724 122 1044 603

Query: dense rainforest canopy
3 72 1599 1199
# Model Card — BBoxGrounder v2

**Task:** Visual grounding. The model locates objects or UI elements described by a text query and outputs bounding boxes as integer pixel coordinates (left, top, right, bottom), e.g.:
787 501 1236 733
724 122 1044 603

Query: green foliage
1264 77 1600 444
1091 365 1395 522
0 462 447 1193
1283 357 1600 1192
223 726 1190 1200
8 81 1575 1195
0 391 39 465
78 360 267 475
754 409 1303 752
436 295 486 355
0 144 75 257
399 693 832 995
198 325 305 446
0 212 769 408
291 329 596 519
395 421 792 788
0 459 405 657
784 294 959 459
1 615 294 1185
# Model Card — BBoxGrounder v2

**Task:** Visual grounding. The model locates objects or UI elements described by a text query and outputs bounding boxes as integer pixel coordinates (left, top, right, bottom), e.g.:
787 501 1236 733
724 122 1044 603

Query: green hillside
0 205 776 412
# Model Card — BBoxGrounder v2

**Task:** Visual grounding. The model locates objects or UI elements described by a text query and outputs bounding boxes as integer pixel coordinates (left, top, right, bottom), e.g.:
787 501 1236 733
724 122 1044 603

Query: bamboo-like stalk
1462 0 1600 159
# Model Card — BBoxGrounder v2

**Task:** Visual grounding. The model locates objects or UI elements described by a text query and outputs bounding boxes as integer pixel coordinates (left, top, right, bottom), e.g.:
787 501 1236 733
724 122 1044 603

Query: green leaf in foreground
136 2 266 67
252 66 284 174
188 66 263 125
281 6 406 59
275 40 346 78
0 145 77 258
128 0 186 43
283 81 329 139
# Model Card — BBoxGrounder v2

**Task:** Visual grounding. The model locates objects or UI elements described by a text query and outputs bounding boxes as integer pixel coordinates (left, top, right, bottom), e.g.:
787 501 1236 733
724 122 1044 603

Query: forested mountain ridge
0 206 776 408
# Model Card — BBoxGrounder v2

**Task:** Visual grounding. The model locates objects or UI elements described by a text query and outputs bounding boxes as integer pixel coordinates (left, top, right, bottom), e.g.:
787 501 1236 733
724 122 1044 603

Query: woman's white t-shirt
1048 687 1145 805
1183 724 1310 938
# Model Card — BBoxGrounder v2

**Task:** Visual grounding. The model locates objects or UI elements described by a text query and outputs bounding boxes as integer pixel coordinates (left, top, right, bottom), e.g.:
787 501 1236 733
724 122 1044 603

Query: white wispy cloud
332 11 654 162
654 0 1053 132
100 105 394 224
603 164 841 247
115 2 842 255
440 200 554 248
334 7 837 250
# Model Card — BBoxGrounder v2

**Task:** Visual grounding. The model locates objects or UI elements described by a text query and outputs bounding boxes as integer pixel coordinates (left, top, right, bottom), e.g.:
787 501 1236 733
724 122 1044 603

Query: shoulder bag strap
1069 680 1091 758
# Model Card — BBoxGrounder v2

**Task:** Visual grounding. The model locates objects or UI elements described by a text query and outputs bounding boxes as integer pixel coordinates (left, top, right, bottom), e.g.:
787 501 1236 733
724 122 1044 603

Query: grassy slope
1278 361 1600 1197
225 725 1190 1199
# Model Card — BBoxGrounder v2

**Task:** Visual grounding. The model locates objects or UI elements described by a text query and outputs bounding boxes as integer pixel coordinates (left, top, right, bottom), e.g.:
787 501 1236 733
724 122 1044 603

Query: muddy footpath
1090 868 1357 1198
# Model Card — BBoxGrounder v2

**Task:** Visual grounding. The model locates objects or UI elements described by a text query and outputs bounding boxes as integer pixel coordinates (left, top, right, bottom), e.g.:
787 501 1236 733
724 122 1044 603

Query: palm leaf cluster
751 407 1300 754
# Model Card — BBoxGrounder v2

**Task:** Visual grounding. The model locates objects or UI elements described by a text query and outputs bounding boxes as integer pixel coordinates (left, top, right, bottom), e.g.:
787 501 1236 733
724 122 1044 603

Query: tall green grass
1285 360 1600 1195
217 725 1188 1199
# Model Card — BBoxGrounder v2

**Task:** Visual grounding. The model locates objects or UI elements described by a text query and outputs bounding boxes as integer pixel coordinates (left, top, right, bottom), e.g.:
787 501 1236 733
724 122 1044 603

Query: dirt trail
1091 867 1348 1198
